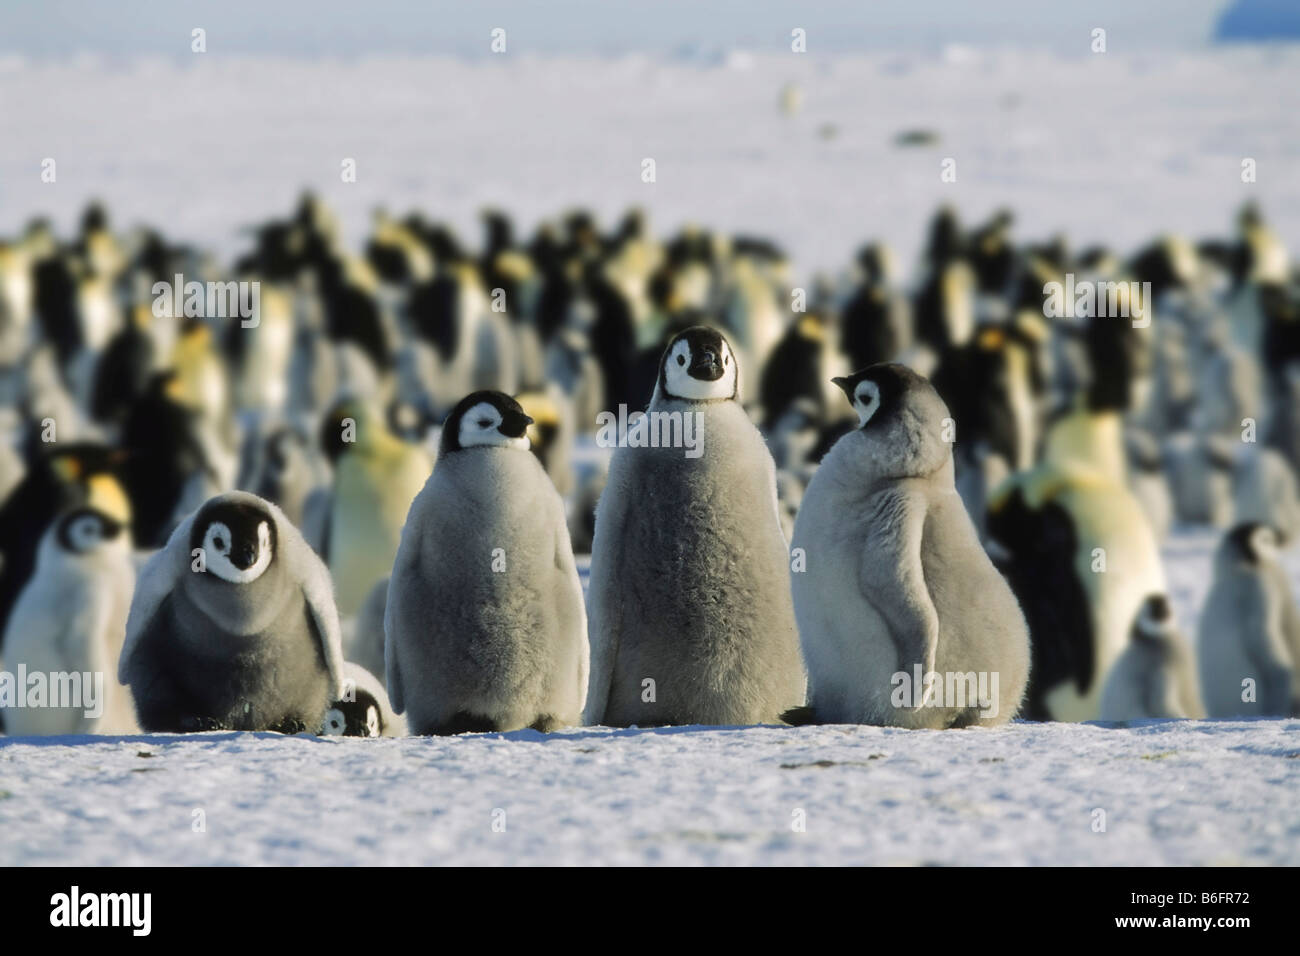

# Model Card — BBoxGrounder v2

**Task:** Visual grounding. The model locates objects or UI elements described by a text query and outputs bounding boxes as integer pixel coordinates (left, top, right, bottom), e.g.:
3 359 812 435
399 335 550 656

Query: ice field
2 48 1300 276
2 48 1300 865
1 528 1297 866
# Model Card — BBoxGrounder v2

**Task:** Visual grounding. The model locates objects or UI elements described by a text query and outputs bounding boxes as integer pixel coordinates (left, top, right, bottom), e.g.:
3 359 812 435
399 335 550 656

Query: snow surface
1 529 1297 866
2 50 1299 864
2 49 1299 279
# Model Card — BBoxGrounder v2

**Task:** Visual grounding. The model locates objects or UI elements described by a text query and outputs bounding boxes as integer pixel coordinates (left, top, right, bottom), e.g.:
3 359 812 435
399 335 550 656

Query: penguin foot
780 705 818 726
179 715 229 733
529 715 563 733
269 716 309 735
427 712 500 735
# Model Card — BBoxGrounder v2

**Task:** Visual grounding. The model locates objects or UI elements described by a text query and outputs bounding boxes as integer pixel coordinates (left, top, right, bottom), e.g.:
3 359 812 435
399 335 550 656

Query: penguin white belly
330 456 426 616
1046 485 1164 722
593 403 805 726
388 452 587 732
1 570 133 735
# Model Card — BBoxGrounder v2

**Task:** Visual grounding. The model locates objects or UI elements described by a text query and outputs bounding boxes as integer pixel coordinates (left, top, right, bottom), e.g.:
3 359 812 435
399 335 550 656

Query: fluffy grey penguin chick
385 390 588 734
1198 523 1300 717
1099 594 1203 720
789 363 1030 728
119 491 345 733
585 326 806 727
322 661 407 737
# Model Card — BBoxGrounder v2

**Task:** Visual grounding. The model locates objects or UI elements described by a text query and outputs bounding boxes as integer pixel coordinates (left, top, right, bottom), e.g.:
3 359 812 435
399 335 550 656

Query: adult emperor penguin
585 327 805 727
319 399 432 616
1198 523 1300 718
789 364 1029 727
1098 595 1203 721
385 390 588 734
988 314 1166 722
118 491 346 732
0 508 138 734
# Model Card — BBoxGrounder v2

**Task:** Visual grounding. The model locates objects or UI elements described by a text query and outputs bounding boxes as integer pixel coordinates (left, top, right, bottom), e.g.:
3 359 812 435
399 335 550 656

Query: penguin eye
214 536 225 551
477 418 492 428
677 354 686 366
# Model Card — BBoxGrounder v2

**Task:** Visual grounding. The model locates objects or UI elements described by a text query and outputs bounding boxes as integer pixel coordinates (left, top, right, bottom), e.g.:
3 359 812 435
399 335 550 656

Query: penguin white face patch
663 338 737 401
202 520 273 584
458 401 531 451
322 708 346 735
1250 526 1280 562
62 513 109 553
853 380 882 427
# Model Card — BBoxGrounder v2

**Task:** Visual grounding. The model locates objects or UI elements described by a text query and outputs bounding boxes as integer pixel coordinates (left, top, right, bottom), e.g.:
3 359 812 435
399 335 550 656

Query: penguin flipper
119 509 200 685
583 458 629 726
384 527 424 716
289 534 347 701
859 491 939 691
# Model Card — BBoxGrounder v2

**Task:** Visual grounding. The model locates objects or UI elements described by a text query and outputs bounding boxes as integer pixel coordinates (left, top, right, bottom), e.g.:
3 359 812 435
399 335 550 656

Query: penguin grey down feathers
585 327 806 727
1099 594 1203 721
0 508 138 734
1197 523 1300 717
385 390 588 734
790 363 1030 727
118 491 345 733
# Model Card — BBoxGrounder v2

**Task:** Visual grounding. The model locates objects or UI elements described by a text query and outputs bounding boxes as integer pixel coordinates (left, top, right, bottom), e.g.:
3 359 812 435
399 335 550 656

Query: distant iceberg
1216 0 1300 41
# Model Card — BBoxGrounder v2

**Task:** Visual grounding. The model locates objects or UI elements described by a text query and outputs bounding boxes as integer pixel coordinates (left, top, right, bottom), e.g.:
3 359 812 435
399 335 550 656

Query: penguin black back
987 488 1094 721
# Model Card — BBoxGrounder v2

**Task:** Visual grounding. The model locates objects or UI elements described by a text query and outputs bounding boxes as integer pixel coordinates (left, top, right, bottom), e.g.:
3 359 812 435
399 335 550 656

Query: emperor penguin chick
322 661 406 737
0 508 138 735
585 327 806 727
118 491 346 733
790 364 1030 727
385 390 588 734
1099 594 1203 721
1198 523 1300 717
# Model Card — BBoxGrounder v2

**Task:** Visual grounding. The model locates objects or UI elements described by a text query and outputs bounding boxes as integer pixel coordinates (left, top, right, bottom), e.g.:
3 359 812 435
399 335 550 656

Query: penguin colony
1 197 1299 737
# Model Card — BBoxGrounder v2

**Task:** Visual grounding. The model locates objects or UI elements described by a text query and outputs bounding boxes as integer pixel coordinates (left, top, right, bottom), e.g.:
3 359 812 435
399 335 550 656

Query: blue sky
0 1 1240 58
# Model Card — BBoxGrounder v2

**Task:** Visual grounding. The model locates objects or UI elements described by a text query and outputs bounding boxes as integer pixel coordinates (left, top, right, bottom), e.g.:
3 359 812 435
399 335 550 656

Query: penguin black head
440 391 534 456
831 363 952 479
656 326 739 403
265 426 308 473
190 498 278 584
322 690 383 737
1132 594 1174 642
320 398 370 464
832 363 923 431
56 507 126 555
1224 522 1279 566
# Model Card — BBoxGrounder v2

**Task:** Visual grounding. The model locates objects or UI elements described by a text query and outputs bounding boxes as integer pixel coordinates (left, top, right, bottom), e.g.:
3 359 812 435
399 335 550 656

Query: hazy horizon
0 0 1253 60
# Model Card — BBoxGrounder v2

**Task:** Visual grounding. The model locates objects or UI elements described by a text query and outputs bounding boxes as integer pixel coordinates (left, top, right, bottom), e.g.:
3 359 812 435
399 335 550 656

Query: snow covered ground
2 49 1299 865
2 718 1296 866
2 48 1299 278
1 529 1297 866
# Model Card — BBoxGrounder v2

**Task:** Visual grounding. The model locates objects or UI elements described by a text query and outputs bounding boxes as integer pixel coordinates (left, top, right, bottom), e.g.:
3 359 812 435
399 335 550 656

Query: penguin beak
498 410 534 439
689 348 724 381
231 543 259 570
831 376 853 400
